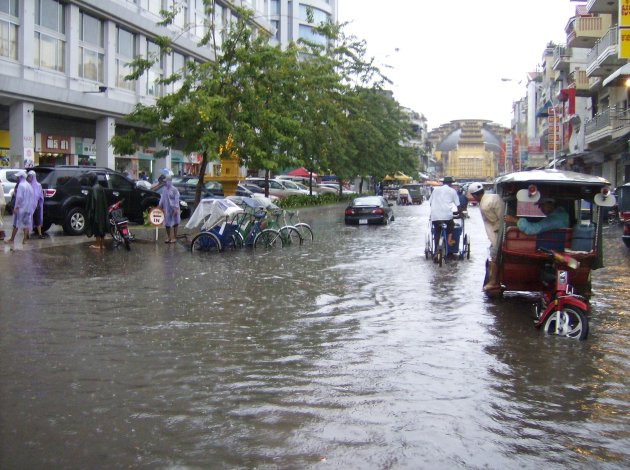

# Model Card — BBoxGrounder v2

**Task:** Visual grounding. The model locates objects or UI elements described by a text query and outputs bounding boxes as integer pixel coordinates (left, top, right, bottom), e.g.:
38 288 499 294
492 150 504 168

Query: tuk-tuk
492 169 616 339
618 182 630 248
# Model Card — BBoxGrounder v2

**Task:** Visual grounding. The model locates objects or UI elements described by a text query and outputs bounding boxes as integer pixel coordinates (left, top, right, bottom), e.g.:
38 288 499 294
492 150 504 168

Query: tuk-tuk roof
495 169 611 187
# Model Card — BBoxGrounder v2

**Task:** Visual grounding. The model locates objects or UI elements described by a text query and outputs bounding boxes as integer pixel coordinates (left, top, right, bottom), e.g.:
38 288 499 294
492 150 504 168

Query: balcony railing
586 26 618 71
585 106 611 135
568 69 590 94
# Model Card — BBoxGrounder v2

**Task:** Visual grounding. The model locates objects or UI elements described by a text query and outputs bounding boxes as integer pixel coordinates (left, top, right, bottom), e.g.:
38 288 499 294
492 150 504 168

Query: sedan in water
344 196 394 225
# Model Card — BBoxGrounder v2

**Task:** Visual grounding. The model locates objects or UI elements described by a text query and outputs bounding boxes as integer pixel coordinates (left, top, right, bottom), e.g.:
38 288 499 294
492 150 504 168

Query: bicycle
284 210 313 242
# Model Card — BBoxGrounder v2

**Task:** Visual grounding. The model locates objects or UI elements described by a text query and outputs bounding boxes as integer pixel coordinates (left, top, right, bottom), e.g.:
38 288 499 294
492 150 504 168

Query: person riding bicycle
429 176 461 261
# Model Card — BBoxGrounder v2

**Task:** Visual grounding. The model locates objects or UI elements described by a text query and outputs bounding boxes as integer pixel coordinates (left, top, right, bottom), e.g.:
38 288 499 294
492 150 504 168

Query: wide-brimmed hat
442 176 454 184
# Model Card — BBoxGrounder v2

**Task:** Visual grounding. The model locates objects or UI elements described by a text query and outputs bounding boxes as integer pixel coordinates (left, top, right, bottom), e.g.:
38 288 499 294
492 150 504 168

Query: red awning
287 167 318 178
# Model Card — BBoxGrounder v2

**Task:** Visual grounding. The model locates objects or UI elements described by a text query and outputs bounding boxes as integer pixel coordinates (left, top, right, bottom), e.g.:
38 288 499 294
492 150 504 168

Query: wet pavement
1 203 629 469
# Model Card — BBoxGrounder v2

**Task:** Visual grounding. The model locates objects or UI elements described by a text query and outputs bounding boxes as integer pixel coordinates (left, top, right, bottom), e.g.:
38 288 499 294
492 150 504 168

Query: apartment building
513 0 630 186
0 0 337 179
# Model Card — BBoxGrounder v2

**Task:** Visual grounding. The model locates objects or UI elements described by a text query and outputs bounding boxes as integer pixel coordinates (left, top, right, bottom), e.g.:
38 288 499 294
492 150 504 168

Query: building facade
0 0 337 180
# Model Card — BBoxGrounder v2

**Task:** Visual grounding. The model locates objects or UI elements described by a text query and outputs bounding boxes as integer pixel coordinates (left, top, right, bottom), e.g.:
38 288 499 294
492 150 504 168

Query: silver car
0 168 22 204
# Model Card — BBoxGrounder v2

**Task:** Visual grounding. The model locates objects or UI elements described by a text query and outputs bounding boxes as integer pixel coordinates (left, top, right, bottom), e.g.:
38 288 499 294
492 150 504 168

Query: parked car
0 168 21 204
236 183 280 202
344 196 394 225
33 166 173 236
152 178 223 211
400 183 424 204
244 178 305 198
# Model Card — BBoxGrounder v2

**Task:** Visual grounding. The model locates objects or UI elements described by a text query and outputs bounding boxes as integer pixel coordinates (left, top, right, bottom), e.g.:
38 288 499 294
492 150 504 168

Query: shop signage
620 1 630 58
41 134 71 154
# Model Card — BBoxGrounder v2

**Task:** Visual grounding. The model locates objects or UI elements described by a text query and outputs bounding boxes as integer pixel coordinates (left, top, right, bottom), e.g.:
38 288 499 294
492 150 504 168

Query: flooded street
1 203 629 469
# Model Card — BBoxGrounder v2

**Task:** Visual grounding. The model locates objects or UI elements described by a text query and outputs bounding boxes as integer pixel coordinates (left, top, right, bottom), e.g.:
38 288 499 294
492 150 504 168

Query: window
78 12 104 82
271 19 279 40
146 39 163 97
193 0 206 39
116 27 136 91
299 24 326 46
0 0 18 60
299 4 329 24
171 50 185 91
34 0 65 72
212 3 225 47
270 0 280 15
140 0 162 16
166 0 187 29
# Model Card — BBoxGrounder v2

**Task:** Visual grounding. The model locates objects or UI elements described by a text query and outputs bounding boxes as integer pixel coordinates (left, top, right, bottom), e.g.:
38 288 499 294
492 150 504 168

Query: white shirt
429 184 460 221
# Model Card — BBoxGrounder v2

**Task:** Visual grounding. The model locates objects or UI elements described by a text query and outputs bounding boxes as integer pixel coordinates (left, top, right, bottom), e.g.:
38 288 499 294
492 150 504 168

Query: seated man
504 197 569 235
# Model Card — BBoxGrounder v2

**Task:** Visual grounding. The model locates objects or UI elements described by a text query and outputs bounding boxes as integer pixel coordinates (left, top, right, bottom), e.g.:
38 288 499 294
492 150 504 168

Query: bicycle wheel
279 226 303 246
191 232 222 253
254 229 284 250
294 223 314 242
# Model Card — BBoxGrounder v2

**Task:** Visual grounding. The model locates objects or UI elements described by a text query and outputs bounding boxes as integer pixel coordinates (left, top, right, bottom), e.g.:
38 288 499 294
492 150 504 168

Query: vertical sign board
620 0 630 58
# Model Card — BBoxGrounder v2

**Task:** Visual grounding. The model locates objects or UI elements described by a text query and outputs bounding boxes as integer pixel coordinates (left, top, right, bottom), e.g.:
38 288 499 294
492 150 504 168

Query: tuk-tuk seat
503 227 573 255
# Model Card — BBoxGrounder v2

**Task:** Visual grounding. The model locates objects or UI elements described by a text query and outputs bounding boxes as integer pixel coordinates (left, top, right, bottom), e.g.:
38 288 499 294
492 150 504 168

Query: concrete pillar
96 117 115 168
9 102 35 168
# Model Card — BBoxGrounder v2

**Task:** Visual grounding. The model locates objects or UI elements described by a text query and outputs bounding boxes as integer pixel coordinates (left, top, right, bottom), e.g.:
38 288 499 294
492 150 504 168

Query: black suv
34 166 163 236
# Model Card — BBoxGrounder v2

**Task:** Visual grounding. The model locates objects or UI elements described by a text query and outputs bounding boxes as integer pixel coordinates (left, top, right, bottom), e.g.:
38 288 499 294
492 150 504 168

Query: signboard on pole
148 207 164 241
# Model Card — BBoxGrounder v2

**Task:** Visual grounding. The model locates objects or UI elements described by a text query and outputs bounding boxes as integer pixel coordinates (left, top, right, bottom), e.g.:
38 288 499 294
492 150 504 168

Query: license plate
359 219 368 224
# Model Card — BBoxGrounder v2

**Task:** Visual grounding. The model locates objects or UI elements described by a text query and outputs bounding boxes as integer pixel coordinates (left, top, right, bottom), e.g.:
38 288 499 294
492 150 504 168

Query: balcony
566 14 612 48
567 69 592 96
585 106 612 146
586 26 625 77
552 45 571 72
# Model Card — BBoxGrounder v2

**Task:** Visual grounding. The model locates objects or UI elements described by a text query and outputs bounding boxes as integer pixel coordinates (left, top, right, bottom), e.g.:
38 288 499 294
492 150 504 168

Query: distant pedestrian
158 175 180 243
28 170 45 239
85 172 108 249
5 171 34 244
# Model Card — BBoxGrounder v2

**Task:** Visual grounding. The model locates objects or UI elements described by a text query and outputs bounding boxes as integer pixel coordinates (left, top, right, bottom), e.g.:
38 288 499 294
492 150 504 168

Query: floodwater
1 203 629 469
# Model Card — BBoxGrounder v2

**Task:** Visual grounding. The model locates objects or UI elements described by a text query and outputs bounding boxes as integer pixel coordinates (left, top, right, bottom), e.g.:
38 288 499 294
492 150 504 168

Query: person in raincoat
28 170 45 239
85 172 108 249
5 170 34 244
0 178 5 240
158 175 180 243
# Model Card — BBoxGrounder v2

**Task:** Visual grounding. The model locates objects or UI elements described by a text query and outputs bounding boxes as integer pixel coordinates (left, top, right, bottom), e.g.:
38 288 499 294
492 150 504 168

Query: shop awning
603 63 630 87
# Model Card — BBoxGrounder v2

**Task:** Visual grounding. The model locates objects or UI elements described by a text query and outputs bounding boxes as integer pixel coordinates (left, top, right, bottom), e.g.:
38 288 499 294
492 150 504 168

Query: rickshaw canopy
185 198 244 230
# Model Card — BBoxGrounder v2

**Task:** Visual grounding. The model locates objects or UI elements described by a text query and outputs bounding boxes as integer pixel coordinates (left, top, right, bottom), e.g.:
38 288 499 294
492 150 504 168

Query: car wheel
63 207 87 236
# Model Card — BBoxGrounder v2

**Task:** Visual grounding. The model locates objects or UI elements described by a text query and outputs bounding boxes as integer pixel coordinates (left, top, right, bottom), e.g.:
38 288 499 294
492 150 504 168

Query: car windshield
353 196 382 206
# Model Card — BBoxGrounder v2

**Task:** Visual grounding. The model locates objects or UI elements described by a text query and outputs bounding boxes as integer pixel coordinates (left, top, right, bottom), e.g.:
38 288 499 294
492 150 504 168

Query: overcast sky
337 0 581 131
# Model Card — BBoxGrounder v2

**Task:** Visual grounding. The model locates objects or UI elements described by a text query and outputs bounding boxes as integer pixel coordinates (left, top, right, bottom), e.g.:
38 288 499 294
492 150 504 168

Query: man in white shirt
429 176 461 259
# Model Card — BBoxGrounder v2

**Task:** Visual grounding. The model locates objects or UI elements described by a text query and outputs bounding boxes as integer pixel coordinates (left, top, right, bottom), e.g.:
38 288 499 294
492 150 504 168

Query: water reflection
0 204 629 468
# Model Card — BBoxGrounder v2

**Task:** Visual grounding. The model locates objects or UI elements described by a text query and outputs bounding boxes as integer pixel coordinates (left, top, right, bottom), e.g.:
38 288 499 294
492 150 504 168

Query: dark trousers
432 219 454 251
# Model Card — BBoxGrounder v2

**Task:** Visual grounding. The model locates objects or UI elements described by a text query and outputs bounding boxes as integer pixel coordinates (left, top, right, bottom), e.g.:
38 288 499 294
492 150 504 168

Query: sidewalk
0 212 187 254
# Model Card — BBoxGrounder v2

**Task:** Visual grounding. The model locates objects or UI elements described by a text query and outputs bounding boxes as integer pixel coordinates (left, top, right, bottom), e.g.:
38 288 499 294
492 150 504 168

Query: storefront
0 130 9 166
75 138 97 166
37 134 72 166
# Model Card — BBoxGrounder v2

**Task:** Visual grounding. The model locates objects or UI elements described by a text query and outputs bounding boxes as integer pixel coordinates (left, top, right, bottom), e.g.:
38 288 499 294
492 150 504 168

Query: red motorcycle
108 200 131 251
534 248 588 340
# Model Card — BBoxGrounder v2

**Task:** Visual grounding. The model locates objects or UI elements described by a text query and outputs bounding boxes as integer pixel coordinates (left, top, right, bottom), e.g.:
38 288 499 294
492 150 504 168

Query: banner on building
620 1 630 58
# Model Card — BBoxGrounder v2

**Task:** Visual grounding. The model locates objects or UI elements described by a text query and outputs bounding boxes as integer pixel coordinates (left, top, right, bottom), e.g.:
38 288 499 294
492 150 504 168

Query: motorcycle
108 199 131 251
617 182 630 248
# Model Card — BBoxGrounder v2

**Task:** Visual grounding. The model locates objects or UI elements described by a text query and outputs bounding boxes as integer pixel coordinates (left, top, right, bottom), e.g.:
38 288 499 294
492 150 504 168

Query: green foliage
111 3 417 204
276 192 353 209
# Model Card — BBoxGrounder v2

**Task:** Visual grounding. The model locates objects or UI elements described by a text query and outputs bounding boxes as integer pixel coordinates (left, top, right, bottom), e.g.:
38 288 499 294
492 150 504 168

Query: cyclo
424 212 470 266
491 169 616 340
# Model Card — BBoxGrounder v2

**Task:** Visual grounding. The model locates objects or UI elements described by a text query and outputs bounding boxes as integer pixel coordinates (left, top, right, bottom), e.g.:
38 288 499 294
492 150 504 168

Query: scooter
534 248 589 340
108 200 131 251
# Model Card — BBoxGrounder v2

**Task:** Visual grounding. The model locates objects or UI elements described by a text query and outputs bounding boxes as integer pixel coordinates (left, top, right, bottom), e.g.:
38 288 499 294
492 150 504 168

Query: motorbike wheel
542 306 588 340
123 235 131 251
191 232 222 253
110 225 122 244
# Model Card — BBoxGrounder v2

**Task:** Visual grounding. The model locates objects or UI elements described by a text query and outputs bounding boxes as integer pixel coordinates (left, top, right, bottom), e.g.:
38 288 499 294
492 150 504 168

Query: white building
0 0 336 179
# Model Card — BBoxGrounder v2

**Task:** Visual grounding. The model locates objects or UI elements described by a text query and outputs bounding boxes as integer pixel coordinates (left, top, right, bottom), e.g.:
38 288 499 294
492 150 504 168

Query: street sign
149 207 165 226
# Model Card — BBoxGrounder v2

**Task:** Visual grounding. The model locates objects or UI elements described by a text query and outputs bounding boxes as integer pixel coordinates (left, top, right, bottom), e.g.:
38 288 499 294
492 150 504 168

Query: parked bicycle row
184 196 313 253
